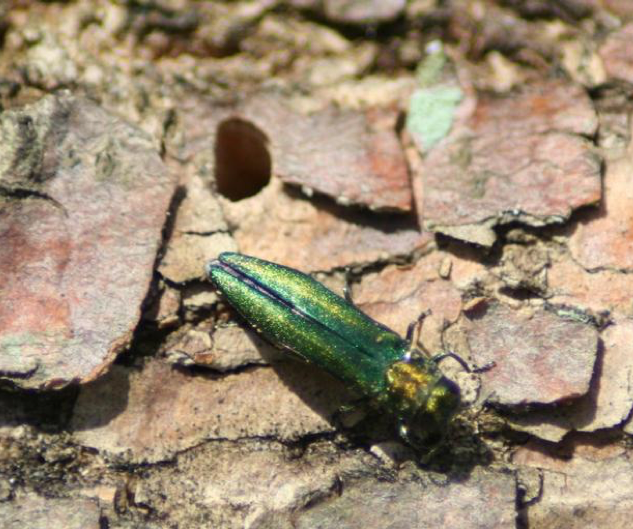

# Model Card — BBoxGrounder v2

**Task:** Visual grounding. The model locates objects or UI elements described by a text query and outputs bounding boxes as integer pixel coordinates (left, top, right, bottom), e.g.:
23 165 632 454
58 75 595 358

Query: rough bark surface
1 1 633 528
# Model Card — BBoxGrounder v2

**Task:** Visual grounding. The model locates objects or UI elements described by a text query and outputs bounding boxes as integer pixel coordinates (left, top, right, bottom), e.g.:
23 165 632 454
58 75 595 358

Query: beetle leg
405 309 432 353
332 397 369 429
343 267 355 304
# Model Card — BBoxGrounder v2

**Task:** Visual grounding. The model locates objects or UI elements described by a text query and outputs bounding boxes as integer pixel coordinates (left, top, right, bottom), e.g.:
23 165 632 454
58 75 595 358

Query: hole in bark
214 118 271 201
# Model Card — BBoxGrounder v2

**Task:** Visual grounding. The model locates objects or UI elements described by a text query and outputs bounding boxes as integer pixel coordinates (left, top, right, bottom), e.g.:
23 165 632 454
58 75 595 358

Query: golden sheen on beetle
206 252 461 452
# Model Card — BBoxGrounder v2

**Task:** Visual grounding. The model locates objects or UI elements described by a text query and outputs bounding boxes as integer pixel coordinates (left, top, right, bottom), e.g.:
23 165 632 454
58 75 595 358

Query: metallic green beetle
205 252 461 452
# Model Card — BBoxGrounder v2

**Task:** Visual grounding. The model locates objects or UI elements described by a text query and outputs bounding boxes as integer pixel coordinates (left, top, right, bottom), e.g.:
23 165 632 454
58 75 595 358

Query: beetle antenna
431 351 496 374
431 351 471 371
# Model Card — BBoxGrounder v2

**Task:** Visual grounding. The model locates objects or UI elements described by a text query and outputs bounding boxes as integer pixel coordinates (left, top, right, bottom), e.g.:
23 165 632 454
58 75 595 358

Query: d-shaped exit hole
214 118 271 201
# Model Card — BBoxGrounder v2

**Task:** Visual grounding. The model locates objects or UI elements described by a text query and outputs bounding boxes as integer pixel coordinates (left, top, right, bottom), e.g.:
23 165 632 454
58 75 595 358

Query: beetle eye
406 377 460 450
406 410 444 449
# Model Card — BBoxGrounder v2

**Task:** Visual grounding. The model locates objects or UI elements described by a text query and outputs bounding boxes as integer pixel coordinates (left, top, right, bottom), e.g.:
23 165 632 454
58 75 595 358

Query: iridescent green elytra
205 252 460 451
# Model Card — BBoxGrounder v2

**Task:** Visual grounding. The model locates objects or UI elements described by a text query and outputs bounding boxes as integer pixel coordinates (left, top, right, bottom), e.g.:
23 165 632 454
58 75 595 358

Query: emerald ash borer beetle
205 252 463 452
